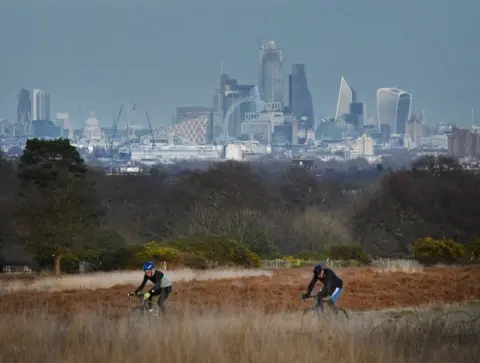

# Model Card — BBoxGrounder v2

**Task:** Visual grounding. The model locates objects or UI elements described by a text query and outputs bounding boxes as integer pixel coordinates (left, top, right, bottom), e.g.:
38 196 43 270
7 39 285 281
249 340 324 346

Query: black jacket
134 270 167 296
306 268 343 297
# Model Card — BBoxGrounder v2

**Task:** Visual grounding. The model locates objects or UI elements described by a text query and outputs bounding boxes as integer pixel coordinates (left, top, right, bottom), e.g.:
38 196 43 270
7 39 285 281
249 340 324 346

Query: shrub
135 242 181 265
166 235 260 268
326 244 372 264
243 231 280 259
410 237 464 265
182 253 208 269
465 238 480 261
280 256 301 267
294 251 326 261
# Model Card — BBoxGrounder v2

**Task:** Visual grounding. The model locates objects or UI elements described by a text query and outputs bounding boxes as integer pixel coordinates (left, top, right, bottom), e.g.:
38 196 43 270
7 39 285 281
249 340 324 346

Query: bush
326 244 372 265
100 245 138 270
294 251 328 261
243 231 280 259
135 242 181 265
465 238 480 261
182 253 208 269
166 235 260 268
410 237 464 265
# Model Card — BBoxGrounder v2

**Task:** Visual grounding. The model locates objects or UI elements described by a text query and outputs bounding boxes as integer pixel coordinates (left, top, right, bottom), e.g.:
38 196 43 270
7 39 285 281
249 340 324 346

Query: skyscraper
335 77 356 121
17 88 32 123
258 40 284 109
348 102 366 128
290 64 314 128
32 89 51 121
376 88 412 134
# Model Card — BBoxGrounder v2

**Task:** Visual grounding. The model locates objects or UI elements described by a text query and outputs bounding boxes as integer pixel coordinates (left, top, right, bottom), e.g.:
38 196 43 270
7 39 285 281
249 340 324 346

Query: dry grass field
1 264 479 362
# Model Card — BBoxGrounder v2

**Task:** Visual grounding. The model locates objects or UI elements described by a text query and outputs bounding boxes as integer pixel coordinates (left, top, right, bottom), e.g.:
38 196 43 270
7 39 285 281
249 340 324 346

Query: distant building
56 112 72 138
407 114 423 147
83 110 102 141
258 40 284 107
17 88 32 123
289 64 314 129
377 88 412 134
348 102 366 128
174 106 212 125
166 116 213 145
335 77 356 122
213 73 256 138
351 134 374 157
31 89 51 121
448 127 480 158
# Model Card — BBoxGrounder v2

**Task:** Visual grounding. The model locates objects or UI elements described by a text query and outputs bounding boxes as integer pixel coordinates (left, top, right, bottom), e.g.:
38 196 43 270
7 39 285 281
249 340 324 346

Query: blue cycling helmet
143 261 154 272
313 263 323 275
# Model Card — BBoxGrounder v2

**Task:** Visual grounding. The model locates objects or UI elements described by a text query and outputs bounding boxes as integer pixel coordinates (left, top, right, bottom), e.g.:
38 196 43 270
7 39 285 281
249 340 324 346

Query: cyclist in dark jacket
128 261 173 313
302 263 343 311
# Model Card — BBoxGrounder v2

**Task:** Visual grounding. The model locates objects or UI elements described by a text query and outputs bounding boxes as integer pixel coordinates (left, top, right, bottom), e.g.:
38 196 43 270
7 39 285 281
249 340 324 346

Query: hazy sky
0 0 478 128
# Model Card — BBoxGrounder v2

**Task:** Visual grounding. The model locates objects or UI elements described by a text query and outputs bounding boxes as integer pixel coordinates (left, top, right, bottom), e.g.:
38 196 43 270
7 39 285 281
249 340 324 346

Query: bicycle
300 293 349 329
129 294 162 317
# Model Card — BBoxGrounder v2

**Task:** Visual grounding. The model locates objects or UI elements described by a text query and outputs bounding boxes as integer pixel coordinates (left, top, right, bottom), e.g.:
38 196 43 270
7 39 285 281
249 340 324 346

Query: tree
15 139 103 275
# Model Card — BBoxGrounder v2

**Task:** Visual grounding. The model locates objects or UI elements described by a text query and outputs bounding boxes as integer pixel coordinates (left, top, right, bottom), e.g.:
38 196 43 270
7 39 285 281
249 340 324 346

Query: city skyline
0 1 478 127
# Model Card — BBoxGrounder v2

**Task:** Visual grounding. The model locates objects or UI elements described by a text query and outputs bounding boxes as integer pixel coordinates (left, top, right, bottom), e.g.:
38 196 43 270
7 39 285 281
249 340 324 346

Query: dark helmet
313 263 323 276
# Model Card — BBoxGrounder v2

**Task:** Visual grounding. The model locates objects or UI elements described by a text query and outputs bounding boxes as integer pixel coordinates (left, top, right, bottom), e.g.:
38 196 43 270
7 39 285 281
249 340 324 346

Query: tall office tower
32 89 51 121
17 88 32 123
335 77 356 121
348 102 366 128
376 88 412 134
290 64 314 128
258 40 284 109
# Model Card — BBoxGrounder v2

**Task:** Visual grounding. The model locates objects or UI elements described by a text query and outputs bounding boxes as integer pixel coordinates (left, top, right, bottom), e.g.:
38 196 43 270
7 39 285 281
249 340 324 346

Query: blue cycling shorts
330 287 343 303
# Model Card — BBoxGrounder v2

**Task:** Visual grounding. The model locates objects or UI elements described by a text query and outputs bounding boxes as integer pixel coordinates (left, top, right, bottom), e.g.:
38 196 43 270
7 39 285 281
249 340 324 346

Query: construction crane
125 102 136 155
109 104 124 159
145 111 156 150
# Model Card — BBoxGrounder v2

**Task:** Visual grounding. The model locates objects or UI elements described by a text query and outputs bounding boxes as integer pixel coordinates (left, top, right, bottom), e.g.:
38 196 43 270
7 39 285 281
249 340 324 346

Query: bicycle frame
303 293 348 319
130 295 157 314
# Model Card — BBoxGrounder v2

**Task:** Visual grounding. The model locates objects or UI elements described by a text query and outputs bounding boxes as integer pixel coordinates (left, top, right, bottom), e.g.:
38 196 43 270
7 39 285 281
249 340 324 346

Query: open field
1 265 480 362
0 303 479 363
1 265 479 315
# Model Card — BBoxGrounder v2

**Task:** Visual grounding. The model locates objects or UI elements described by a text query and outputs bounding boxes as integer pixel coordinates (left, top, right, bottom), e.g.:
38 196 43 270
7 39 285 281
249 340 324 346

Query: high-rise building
258 40 284 108
56 112 71 138
406 114 423 147
213 73 256 138
448 127 480 158
376 88 412 134
335 77 356 121
348 102 366 128
31 89 51 121
17 88 32 123
289 64 314 129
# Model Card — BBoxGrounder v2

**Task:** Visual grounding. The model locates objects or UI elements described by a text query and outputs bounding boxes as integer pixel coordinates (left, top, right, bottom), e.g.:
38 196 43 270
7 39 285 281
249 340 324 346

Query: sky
0 0 478 128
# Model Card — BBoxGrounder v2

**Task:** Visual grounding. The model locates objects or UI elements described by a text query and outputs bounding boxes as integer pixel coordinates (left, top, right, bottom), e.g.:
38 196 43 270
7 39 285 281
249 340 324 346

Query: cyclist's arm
134 275 148 294
306 275 318 296
320 274 334 300
148 271 164 296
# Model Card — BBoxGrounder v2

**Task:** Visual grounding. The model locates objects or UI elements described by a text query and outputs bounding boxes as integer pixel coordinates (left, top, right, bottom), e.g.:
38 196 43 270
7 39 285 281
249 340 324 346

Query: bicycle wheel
334 306 349 320
300 306 322 331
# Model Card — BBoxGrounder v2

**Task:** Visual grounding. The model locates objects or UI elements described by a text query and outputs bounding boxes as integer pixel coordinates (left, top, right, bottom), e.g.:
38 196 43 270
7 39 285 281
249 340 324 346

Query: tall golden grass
1 305 478 363
0 268 273 294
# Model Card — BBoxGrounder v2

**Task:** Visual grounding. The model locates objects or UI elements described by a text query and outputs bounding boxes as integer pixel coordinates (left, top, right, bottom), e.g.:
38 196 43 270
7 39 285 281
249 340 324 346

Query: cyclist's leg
316 287 328 312
157 285 172 313
327 287 343 314
145 295 154 311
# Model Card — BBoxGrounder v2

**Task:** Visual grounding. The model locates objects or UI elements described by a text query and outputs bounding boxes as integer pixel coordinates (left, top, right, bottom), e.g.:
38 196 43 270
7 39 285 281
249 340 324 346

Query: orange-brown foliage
2 266 480 317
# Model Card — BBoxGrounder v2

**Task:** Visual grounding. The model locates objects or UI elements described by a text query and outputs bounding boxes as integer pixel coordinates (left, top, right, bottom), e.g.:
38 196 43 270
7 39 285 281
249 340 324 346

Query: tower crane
109 104 124 159
145 112 156 150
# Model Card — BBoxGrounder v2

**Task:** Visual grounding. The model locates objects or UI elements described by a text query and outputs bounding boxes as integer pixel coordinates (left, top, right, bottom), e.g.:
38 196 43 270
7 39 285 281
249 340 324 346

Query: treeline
0 139 479 274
